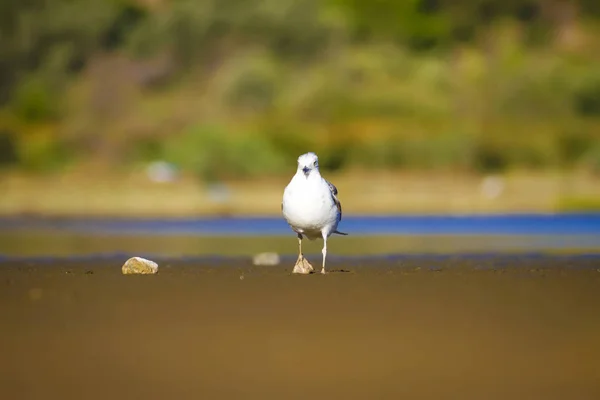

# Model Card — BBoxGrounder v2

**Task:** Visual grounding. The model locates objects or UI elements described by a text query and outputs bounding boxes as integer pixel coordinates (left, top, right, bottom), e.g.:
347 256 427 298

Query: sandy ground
1 256 600 400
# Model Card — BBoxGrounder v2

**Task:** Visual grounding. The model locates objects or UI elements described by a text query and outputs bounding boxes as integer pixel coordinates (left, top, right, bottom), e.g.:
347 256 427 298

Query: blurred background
1 0 600 217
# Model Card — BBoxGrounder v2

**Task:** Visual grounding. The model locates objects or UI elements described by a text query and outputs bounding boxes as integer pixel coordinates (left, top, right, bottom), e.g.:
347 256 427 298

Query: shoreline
2 232 599 258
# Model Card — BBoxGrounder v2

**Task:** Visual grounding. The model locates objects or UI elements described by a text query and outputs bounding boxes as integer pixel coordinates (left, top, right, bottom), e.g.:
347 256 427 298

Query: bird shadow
285 259 352 274
288 269 351 275
325 269 352 274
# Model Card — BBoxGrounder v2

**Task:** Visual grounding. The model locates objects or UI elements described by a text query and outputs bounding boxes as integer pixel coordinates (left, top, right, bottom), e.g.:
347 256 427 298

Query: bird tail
333 230 348 236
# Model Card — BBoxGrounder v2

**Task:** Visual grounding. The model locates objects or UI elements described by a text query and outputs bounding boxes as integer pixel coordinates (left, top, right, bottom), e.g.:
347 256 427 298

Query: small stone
122 257 159 275
252 252 280 266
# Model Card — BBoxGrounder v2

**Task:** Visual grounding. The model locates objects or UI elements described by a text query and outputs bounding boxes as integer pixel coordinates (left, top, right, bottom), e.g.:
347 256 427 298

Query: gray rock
252 252 280 266
122 257 159 275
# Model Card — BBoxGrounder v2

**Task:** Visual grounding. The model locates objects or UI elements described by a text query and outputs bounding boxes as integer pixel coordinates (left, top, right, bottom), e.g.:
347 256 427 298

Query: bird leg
293 233 313 274
321 235 328 274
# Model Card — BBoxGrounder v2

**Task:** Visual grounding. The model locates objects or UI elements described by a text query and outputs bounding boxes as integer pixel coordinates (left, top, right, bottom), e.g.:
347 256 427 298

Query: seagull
282 152 347 274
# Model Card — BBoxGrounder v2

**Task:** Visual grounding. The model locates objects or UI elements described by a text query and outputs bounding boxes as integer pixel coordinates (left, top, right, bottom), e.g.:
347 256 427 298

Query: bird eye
313 161 318 167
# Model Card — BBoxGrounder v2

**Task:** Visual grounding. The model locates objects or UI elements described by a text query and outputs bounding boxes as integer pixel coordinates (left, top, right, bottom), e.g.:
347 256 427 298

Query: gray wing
324 179 342 221
326 180 338 196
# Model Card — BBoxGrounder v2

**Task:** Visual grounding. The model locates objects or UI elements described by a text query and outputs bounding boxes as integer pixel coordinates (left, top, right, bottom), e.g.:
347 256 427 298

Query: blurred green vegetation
0 0 599 177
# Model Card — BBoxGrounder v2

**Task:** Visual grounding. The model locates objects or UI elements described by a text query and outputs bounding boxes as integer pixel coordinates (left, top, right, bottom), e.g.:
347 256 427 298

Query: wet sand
1 256 600 399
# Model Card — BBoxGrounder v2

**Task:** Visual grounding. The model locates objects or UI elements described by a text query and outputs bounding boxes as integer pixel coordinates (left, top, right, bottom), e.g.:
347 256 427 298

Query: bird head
297 152 319 177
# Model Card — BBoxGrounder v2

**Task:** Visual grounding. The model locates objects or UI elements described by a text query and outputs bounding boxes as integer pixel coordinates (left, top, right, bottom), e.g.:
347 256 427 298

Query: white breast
282 174 338 238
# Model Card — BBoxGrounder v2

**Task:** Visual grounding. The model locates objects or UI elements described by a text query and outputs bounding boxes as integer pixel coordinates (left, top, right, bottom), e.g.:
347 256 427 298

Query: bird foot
321 268 327 274
292 254 314 274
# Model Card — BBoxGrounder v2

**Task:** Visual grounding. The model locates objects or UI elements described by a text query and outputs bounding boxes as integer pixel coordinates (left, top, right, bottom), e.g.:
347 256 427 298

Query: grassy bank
1 169 599 217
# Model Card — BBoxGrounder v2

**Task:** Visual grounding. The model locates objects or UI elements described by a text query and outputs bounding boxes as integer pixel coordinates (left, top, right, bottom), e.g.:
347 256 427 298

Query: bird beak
302 167 310 176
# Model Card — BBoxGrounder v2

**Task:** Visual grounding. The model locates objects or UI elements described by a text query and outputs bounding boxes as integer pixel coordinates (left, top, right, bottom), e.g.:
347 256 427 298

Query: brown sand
1 257 600 399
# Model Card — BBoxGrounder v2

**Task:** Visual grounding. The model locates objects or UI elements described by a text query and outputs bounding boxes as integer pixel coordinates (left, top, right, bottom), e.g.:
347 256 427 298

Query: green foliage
11 76 59 122
0 130 19 167
348 132 474 170
557 197 600 212
261 120 318 161
162 124 286 181
222 54 282 111
573 77 600 118
1 0 600 176
579 140 600 173
15 130 72 172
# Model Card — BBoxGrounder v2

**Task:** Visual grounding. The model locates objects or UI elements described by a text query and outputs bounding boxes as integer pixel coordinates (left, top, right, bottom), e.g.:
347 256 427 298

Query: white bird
282 152 347 274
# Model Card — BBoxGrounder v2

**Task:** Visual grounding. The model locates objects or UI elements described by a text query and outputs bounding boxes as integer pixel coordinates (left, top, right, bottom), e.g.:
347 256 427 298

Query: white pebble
122 257 159 275
252 252 280 266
